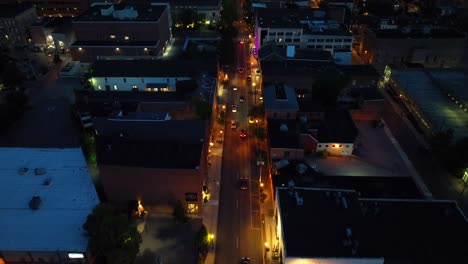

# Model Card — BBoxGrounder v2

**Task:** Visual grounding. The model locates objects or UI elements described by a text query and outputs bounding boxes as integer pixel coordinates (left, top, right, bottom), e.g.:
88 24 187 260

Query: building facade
17 0 91 17
94 118 208 214
360 27 467 69
70 3 171 63
255 8 353 63
0 3 37 47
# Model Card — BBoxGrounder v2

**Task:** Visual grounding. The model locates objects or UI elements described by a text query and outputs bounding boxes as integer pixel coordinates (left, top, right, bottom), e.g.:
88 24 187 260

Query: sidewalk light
260 182 264 187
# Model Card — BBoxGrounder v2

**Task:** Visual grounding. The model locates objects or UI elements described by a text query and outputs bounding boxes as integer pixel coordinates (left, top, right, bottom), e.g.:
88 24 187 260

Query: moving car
233 86 238 91
248 116 255 124
239 129 247 138
240 257 251 263
239 96 245 102
238 68 245 74
230 120 237 129
239 179 249 190
246 75 252 82
231 104 238 113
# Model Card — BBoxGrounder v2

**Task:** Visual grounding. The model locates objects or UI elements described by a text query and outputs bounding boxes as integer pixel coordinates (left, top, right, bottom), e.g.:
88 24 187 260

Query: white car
233 86 238 91
231 104 238 113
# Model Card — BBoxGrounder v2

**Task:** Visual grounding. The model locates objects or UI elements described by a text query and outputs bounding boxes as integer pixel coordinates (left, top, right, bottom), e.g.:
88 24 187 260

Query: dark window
105 78 108 83
123 78 126 83
325 145 328 147
318 145 322 147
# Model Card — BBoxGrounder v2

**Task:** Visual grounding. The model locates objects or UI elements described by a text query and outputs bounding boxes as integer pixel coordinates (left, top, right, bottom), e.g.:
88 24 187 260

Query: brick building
94 118 208 214
70 2 171 63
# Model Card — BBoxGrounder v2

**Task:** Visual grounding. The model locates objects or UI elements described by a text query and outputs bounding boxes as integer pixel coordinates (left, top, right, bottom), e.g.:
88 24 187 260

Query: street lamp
209 234 215 249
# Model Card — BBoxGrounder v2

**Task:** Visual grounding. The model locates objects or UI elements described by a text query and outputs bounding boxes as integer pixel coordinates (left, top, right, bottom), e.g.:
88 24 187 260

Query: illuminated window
115 47 120 51
124 36 129 40
78 47 83 51
132 85 138 90
144 48 148 51
110 35 116 39
160 87 170 92
113 85 117 90
98 85 102 90
187 203 198 214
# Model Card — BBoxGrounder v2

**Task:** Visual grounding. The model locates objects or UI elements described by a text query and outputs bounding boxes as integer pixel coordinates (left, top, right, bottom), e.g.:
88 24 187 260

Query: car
231 104 238 113
248 116 255 124
246 75 252 82
238 68 245 74
239 179 248 190
230 120 237 129
240 129 247 138
240 257 251 264
256 69 261 76
233 86 238 91
239 96 245 102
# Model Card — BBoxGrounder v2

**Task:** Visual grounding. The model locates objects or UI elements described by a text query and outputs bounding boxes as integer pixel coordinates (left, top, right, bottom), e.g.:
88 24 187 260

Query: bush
172 200 188 223
195 224 209 263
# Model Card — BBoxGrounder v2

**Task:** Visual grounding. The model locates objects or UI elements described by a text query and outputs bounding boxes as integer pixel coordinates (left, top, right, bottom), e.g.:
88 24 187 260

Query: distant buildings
94 117 208 214
255 8 353 64
0 148 99 264
360 27 466 69
383 66 468 140
0 3 37 47
16 0 92 17
70 2 171 63
274 187 468 264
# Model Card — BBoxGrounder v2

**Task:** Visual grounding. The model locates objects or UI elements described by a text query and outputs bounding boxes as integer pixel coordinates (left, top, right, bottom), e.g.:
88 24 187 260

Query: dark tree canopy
83 203 142 264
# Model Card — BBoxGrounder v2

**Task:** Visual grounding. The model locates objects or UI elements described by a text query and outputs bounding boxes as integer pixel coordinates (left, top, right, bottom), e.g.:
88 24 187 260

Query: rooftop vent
34 168 46 175
294 191 304 206
280 123 288 132
43 177 52 186
19 167 29 175
29 196 42 210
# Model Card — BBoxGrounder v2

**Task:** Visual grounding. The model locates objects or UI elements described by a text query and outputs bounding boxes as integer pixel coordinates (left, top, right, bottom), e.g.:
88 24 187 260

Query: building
360 27 467 69
267 109 358 163
0 148 99 263
16 0 91 17
153 0 222 26
94 117 208 214
0 3 37 47
255 8 353 63
29 17 75 53
70 2 171 63
382 66 468 140
264 83 299 119
274 187 468 264
89 59 216 92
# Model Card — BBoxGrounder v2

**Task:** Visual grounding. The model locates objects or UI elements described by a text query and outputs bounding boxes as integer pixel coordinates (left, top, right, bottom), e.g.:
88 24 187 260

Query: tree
196 101 212 120
172 200 188 223
194 224 209 263
249 105 265 118
312 73 350 107
1 62 25 88
83 203 142 264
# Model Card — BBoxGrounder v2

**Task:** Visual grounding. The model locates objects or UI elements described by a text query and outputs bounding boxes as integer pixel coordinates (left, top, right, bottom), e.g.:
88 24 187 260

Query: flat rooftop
392 68 468 139
94 119 207 169
263 83 299 111
278 187 468 262
91 59 217 77
0 148 99 252
75 3 166 22
372 28 466 39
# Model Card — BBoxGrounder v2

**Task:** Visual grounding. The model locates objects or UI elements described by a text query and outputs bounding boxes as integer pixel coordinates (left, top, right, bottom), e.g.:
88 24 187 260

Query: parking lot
307 120 411 177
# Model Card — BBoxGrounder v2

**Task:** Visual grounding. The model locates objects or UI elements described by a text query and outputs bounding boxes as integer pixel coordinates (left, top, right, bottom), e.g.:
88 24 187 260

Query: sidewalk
259 159 280 264
202 121 225 264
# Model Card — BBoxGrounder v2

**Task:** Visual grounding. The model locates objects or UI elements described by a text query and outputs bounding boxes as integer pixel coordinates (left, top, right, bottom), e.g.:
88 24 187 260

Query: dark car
240 257 251 264
240 95 245 102
240 129 247 139
239 179 248 190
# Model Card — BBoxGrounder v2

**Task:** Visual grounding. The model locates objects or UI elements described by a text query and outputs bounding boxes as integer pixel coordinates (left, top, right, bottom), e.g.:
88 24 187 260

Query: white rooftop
0 148 99 252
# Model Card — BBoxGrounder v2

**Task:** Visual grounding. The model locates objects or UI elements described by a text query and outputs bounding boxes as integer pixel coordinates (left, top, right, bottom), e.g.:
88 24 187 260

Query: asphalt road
215 41 262 264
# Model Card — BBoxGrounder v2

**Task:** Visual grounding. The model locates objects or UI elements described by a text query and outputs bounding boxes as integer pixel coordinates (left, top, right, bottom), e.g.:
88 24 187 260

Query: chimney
294 191 304 206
